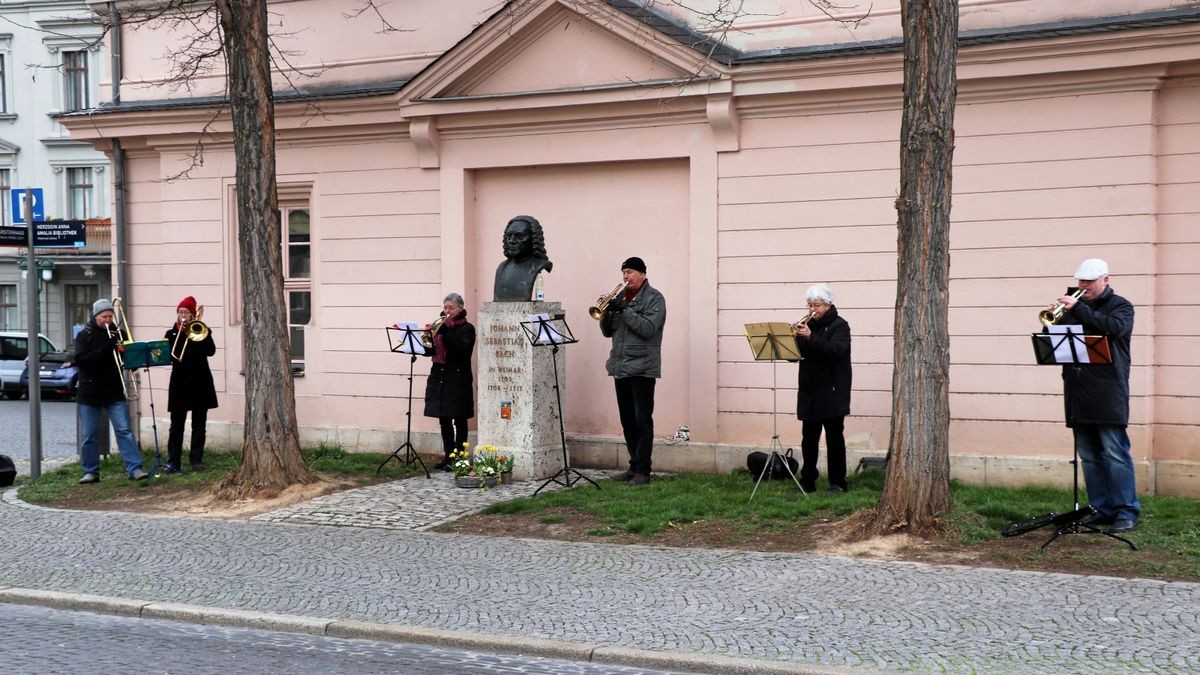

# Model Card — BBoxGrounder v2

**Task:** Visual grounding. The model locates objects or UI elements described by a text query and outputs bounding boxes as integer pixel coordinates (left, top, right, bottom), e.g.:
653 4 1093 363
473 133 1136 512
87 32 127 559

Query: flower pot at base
455 476 481 489
500 470 513 484
484 476 498 488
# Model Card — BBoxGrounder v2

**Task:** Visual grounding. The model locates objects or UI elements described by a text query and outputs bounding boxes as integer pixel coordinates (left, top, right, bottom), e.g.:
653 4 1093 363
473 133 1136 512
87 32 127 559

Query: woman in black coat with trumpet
424 293 476 470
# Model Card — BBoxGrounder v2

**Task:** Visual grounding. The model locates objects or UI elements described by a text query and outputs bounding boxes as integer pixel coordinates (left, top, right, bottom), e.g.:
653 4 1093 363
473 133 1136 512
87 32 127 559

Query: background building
0 0 112 353
61 0 1200 494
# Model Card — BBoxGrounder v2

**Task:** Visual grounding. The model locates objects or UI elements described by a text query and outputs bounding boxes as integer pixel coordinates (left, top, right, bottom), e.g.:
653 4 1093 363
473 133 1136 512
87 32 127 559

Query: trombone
1039 288 1085 327
108 298 138 400
171 305 210 360
589 281 628 320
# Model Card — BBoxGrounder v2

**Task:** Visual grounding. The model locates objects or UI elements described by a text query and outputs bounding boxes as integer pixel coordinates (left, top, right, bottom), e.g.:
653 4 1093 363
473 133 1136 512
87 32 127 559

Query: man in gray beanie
73 298 148 483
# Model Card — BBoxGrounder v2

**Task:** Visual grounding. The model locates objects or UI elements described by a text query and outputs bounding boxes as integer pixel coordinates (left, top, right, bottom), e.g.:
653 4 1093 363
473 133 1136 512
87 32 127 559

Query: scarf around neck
432 311 466 364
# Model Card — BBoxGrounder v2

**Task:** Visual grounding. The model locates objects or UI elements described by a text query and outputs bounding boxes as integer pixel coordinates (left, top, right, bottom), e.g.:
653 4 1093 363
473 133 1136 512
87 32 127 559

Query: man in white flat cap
1051 258 1138 533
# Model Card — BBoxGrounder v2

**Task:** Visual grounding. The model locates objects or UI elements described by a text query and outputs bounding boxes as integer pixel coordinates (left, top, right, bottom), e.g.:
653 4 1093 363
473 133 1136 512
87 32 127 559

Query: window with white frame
0 284 16 330
66 167 93 219
62 50 89 111
282 205 311 372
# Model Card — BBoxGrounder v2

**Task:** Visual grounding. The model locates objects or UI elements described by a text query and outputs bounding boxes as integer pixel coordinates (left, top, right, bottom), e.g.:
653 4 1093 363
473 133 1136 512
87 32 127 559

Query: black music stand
120 340 171 477
744 322 807 501
376 325 431 478
521 314 598 496
1003 329 1135 550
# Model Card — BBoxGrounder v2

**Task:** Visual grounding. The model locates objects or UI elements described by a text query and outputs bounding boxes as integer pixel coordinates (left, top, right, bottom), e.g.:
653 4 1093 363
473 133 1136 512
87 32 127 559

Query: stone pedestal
477 301 567 481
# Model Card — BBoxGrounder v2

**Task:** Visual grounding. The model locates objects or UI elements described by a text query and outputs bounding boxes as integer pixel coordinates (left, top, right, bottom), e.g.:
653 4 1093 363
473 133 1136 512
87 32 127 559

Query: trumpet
589 281 628 320
789 311 816 334
790 310 816 361
421 313 446 350
171 306 210 361
1039 288 1085 327
109 298 138 400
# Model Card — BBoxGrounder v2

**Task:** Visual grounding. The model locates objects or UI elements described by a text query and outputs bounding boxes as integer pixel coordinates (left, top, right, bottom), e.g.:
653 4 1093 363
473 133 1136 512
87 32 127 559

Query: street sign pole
25 188 42 478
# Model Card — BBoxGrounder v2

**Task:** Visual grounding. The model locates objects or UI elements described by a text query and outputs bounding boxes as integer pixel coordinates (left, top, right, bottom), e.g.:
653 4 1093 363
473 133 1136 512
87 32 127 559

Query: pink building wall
66 0 1199 494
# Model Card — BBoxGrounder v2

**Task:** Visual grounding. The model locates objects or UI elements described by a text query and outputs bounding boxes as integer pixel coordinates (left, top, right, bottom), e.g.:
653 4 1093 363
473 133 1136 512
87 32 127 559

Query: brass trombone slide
109 298 138 400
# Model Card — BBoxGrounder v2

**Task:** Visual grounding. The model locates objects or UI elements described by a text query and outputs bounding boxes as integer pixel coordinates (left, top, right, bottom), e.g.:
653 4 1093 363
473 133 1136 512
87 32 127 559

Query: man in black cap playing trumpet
598 257 666 485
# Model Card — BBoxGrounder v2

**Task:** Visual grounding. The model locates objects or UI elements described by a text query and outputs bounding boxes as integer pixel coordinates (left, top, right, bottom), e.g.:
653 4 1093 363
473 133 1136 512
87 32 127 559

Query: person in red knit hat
163 295 217 473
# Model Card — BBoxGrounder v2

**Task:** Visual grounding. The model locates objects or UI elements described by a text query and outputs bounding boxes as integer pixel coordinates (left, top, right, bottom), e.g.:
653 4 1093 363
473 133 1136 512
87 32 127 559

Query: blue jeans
79 401 144 477
1074 424 1140 522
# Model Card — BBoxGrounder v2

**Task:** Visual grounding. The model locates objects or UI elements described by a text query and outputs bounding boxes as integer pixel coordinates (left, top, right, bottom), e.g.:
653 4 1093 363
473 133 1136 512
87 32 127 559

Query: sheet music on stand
744 322 801 362
388 322 428 356
1031 325 1112 365
526 313 573 346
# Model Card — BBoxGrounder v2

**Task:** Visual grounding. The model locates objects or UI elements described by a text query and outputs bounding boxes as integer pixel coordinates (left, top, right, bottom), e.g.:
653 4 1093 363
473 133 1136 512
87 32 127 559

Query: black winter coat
795 306 852 420
164 324 218 412
1060 286 1133 427
74 319 127 406
424 314 476 419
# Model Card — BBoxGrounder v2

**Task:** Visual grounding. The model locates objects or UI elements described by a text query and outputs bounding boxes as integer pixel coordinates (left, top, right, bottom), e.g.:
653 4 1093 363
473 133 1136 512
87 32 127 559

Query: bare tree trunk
215 0 315 497
868 0 958 537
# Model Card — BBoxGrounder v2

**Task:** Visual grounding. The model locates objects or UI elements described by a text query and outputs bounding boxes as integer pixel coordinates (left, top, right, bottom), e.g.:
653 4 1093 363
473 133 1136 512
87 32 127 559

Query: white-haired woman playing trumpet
793 283 852 493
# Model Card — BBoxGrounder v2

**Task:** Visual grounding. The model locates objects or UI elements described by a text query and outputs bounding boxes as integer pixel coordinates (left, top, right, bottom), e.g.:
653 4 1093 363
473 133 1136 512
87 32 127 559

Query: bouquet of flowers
448 444 475 478
473 444 500 479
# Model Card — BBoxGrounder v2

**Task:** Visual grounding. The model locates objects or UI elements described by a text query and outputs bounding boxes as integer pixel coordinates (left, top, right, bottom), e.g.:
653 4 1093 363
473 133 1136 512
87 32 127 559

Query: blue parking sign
12 188 45 224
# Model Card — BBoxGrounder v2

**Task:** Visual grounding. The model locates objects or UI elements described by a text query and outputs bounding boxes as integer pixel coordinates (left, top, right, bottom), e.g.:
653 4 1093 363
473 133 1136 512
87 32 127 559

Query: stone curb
0 587 866 675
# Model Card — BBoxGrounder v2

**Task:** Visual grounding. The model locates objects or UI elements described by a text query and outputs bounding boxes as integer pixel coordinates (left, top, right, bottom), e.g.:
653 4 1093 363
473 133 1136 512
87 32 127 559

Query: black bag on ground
746 449 798 480
0 454 15 487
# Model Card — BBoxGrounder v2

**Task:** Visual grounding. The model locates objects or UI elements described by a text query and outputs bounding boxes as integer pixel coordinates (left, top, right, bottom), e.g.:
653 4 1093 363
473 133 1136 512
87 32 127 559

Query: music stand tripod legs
1037 445 1136 551
533 342 599 496
749 359 806 502
139 367 168 477
376 353 431 478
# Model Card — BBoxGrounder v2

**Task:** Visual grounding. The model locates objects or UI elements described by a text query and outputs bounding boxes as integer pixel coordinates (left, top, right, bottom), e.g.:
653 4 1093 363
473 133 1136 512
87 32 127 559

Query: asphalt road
4 603 684 675
1 397 80 474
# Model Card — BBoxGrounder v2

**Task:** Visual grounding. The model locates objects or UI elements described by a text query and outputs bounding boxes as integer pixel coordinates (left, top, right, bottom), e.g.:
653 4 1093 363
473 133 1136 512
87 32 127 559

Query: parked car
20 350 79 400
0 331 58 399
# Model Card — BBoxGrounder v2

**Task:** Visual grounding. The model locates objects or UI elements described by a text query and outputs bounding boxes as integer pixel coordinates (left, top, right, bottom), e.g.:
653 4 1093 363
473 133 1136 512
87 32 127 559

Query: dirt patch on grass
433 507 1190 582
49 473 383 520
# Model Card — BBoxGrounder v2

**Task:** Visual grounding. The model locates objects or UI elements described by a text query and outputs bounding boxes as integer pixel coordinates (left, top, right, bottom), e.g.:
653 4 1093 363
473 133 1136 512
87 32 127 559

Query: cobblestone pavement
2 398 79 476
5 603 686 675
253 469 614 530
3 483 1199 674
